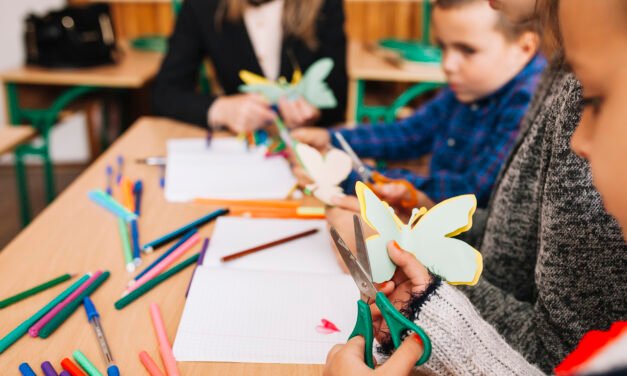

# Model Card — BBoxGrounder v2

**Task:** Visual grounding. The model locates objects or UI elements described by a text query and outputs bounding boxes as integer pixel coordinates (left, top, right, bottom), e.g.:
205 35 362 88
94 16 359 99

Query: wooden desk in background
0 117 321 375
0 126 36 155
347 41 446 121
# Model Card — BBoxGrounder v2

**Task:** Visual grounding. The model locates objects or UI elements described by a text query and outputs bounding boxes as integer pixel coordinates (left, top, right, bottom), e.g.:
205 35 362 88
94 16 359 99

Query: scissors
334 132 420 209
330 215 431 368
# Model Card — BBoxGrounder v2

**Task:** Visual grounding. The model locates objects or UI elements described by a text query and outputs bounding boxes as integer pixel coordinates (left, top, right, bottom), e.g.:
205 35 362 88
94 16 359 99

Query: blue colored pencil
142 209 228 253
134 229 198 282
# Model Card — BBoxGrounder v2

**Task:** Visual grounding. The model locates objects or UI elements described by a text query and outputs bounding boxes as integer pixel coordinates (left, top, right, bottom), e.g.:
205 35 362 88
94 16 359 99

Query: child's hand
371 241 433 343
330 195 361 212
292 164 313 188
209 93 276 133
291 127 331 151
324 335 424 376
374 183 435 211
278 97 320 128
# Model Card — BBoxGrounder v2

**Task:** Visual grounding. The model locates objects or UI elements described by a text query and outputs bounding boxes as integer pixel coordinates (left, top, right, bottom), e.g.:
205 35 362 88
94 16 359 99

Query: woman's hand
278 96 321 128
209 93 276 133
324 334 424 376
291 126 331 151
372 241 433 343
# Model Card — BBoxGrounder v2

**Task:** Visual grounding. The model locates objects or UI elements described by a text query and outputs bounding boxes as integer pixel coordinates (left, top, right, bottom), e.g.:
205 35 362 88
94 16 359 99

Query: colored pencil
0 273 73 309
73 350 102 376
133 229 197 283
39 272 110 339
115 253 200 310
193 198 301 209
89 190 137 222
185 238 209 298
117 218 135 272
228 206 325 219
41 361 59 376
29 272 101 337
61 358 86 376
0 275 90 354
126 233 200 295
221 228 320 262
139 351 165 376
19 363 36 376
150 303 180 376
142 208 228 253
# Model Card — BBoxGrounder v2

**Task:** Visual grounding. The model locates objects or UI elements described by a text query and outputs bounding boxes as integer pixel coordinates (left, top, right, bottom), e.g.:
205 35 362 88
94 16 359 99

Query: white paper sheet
173 267 358 364
165 138 297 202
203 217 345 275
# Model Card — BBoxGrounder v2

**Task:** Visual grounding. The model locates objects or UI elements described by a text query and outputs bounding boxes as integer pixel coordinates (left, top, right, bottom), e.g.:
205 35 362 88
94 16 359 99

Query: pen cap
133 180 143 193
83 297 100 321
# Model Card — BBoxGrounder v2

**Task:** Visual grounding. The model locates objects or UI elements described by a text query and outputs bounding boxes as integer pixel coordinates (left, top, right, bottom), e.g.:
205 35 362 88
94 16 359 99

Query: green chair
6 83 98 226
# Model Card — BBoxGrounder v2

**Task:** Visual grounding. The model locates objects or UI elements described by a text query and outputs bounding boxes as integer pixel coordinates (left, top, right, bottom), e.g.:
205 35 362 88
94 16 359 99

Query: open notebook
164 138 297 202
173 218 358 364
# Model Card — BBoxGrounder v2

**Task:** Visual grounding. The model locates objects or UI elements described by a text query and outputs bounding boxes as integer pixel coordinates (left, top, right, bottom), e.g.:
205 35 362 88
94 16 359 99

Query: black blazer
152 0 348 127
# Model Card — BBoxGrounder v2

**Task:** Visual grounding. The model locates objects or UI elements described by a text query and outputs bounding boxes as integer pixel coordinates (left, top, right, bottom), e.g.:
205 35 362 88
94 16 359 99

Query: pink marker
124 233 200 295
150 303 179 376
28 271 102 337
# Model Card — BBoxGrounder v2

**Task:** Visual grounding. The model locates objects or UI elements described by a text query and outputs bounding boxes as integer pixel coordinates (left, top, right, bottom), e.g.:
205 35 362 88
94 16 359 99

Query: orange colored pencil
193 198 302 209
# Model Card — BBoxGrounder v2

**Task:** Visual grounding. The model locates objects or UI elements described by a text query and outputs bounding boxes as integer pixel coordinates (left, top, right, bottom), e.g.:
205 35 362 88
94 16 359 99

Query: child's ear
518 31 541 56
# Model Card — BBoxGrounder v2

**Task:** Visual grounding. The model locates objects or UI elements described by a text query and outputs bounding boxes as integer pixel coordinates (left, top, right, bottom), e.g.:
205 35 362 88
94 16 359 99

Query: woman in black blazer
153 0 348 131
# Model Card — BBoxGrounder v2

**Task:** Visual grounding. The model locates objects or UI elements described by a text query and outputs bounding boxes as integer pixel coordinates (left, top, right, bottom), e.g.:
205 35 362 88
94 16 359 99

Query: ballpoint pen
82 297 120 376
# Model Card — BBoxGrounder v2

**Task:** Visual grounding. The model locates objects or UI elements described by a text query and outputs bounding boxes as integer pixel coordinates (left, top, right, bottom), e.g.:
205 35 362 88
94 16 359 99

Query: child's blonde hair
434 0 539 41
216 0 324 50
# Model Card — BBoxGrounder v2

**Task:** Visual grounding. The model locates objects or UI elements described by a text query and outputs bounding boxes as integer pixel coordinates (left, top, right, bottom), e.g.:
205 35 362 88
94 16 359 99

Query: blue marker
135 229 198 281
83 297 120 376
18 363 36 376
131 181 143 265
106 165 113 196
116 155 124 185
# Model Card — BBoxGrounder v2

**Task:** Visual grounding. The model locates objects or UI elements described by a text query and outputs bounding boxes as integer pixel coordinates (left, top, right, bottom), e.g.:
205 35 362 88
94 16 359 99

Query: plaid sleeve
330 89 452 160
382 104 524 207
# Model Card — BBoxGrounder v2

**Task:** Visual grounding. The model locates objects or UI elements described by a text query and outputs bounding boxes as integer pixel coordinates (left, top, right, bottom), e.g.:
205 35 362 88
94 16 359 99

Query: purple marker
41 361 58 376
206 129 213 148
116 155 124 185
59 371 71 376
185 237 210 298
105 165 113 196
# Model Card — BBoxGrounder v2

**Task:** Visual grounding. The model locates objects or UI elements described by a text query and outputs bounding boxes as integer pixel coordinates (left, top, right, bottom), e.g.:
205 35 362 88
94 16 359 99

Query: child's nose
442 52 461 75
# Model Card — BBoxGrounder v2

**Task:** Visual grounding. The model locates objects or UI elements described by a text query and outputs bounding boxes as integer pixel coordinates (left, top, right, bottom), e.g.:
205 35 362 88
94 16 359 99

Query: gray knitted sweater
404 57 627 375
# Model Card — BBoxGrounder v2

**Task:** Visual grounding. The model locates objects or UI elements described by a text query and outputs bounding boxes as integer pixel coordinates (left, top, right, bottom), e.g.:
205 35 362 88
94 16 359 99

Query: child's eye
459 45 477 55
582 96 603 115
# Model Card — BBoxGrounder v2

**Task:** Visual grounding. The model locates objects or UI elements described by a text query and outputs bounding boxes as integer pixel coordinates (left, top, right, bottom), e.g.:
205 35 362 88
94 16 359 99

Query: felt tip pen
135 156 166 166
83 297 120 376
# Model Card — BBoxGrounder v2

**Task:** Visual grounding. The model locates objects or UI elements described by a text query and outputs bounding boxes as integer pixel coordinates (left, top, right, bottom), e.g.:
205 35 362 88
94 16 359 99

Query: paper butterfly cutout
356 181 482 285
315 318 341 335
296 143 352 205
239 58 337 109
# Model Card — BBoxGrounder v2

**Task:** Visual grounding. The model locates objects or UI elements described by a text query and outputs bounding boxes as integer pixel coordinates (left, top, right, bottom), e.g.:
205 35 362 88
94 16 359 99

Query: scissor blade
330 226 378 302
353 215 373 280
333 132 372 182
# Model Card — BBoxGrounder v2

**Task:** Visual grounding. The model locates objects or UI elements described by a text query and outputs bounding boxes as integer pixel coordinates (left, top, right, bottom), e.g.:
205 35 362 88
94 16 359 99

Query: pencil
0 273 73 309
126 233 200 295
139 351 165 376
0 275 90 354
221 228 320 262
142 208 228 253
228 206 325 219
115 253 200 310
39 272 111 339
150 303 180 376
193 198 301 209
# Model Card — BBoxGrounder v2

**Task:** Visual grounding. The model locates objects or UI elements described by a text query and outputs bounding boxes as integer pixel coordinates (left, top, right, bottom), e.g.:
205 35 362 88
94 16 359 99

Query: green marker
0 274 90 353
39 272 110 339
117 218 134 272
73 349 103 376
0 273 73 309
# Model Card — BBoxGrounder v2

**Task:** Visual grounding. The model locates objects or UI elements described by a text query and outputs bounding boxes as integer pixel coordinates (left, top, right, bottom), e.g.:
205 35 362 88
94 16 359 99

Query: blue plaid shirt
332 54 546 207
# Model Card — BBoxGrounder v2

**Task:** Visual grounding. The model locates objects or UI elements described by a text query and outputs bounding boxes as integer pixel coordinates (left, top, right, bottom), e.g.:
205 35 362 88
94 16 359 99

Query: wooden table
347 41 446 121
0 117 321 375
0 126 36 155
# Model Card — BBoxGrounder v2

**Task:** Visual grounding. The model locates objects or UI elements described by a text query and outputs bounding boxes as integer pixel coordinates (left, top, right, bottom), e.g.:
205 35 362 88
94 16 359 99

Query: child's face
433 2 535 103
561 0 627 234
487 0 537 23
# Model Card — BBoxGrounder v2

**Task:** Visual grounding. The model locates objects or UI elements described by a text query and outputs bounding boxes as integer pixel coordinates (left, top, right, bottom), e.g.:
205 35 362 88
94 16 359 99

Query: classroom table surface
0 43 163 89
0 117 323 375
348 41 446 83
0 125 37 155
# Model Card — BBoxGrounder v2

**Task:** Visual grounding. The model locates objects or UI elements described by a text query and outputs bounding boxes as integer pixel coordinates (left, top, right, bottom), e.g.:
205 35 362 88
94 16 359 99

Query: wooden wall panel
69 0 426 42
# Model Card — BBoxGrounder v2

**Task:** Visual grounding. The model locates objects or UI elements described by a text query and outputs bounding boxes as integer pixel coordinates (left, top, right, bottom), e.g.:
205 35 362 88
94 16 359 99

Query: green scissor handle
375 291 432 366
348 299 375 368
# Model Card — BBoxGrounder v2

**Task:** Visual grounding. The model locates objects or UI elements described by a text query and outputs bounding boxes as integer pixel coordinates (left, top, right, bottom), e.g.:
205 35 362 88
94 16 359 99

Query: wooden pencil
221 228 319 262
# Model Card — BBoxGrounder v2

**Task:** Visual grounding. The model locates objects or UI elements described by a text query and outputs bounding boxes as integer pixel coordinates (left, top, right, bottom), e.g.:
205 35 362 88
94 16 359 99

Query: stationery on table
139 351 165 376
164 138 297 202
136 156 166 166
185 238 210 298
73 350 101 376
329 215 432 368
221 228 319 262
59 371 72 376
19 363 36 376
105 165 113 196
116 155 124 185
41 361 58 376
150 303 180 376
134 229 197 282
0 273 73 309
88 190 137 222
115 253 200 310
117 218 135 272
82 297 119 376
227 205 325 219
142 209 227 253
61 358 86 376
0 275 90 353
